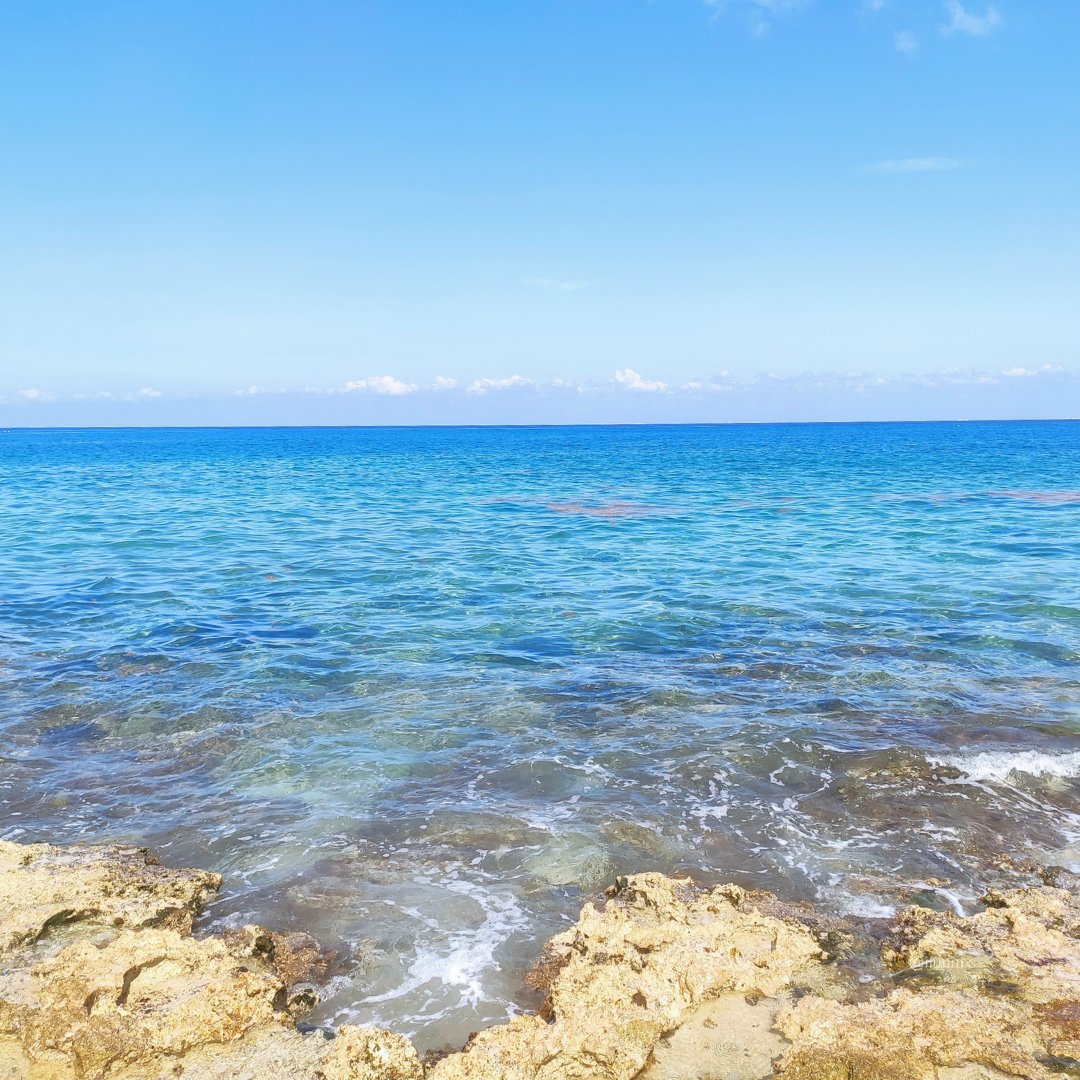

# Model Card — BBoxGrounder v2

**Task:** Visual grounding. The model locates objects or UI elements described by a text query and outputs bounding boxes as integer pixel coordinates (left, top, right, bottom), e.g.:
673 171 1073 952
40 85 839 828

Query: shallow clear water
3 422 1080 1049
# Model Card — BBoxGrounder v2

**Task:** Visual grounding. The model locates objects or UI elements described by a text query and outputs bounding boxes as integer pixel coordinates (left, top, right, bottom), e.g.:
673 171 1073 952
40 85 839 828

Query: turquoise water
3 422 1080 1048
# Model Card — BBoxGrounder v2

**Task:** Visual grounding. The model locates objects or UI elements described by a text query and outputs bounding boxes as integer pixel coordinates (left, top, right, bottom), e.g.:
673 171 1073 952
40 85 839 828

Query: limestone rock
0 841 417 1080
427 873 829 1080
0 840 220 954
269 930 339 986
640 994 787 1080
772 883 1080 1080
885 884 1080 1005
317 1028 423 1080
6 838 1080 1080
774 990 1046 1080
5 929 281 1076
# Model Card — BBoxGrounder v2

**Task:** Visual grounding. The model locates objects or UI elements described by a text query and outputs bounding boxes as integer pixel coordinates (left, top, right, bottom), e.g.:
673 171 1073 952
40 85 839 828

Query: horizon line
3 417 1080 432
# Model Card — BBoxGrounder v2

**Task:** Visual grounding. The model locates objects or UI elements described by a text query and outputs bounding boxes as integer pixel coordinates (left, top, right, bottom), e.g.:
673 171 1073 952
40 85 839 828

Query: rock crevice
2 839 1079 1079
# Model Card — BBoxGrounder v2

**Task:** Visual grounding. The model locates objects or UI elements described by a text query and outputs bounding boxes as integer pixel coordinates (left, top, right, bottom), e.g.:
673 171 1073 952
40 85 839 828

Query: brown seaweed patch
987 490 1080 504
545 499 660 519
1037 999 1080 1042
520 940 573 1020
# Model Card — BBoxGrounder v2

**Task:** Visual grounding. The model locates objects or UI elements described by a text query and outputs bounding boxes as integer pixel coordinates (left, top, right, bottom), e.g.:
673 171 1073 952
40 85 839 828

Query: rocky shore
2 839 1079 1079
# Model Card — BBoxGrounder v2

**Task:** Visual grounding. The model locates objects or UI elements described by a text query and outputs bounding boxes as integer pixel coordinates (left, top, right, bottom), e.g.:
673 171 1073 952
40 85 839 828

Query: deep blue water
3 422 1080 1046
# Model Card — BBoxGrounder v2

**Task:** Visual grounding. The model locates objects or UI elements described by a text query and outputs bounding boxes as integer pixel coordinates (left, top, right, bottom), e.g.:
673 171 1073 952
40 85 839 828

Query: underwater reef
2 838 1080 1079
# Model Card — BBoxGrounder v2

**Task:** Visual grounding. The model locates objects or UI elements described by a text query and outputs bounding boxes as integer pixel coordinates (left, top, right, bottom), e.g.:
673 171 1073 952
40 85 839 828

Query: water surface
2 422 1080 1049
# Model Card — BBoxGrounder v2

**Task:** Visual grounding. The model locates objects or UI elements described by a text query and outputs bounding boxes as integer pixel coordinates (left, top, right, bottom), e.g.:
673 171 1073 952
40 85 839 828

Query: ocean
2 421 1080 1050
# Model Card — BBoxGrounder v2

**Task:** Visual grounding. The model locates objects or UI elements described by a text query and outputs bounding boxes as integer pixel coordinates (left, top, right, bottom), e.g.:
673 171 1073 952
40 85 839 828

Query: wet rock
0 841 423 1080
773 883 1080 1080
286 982 322 1014
1040 1055 1080 1077
521 939 574 1012
426 873 830 1080
433 872 1080 1079
268 929 339 985
7 838 1080 1080
885 885 1080 1003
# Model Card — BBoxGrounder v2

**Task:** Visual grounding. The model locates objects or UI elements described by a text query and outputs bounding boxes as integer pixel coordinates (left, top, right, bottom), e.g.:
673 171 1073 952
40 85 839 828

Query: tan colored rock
885 885 1080 1005
0 840 220 954
640 993 786 1080
0 841 416 1080
115 1025 339 1080
102 1024 422 1080
317 1028 423 1080
771 883 1080 1080
774 990 1048 1080
7 838 1080 1080
427 873 829 1080
268 930 339 986
3 929 279 1075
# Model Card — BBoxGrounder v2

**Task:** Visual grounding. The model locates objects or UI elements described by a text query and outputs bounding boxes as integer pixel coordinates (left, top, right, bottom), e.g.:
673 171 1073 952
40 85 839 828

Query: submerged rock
3 838 1080 1079
521 832 617 892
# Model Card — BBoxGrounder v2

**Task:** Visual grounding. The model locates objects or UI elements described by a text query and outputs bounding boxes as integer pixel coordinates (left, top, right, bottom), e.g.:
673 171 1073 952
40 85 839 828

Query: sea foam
931 750 1080 783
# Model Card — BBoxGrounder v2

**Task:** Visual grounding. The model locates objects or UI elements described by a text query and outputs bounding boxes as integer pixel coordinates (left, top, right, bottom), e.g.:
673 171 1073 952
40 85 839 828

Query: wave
930 749 1080 783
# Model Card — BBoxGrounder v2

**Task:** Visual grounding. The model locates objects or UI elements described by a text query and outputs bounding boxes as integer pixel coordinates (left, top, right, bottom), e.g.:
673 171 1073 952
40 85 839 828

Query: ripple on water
3 423 1080 1049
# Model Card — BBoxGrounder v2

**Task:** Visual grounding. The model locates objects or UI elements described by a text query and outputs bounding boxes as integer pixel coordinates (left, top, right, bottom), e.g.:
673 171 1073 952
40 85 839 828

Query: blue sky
1 0 1078 424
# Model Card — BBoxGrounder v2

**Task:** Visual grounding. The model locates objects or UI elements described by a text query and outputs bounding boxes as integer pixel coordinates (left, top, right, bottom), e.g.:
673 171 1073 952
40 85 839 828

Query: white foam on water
840 895 898 920
931 750 1080 783
404 879 527 1004
347 872 530 1030
687 776 731 825
925 886 969 918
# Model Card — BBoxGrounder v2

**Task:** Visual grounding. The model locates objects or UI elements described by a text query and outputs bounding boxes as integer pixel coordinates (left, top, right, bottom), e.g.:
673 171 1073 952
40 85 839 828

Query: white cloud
18 388 53 402
524 278 588 292
705 0 999 45
682 373 735 392
942 0 1001 36
705 0 811 34
432 375 458 391
614 368 669 393
1002 364 1058 378
135 387 162 398
466 375 533 395
894 30 918 54
343 375 417 396
867 157 960 173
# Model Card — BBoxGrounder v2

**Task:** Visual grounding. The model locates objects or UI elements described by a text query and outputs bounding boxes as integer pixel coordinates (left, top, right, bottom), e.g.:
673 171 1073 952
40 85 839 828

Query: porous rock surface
0 840 219 952
773 883 1080 1080
0 839 422 1080
3 839 1080 1079
427 874 829 1080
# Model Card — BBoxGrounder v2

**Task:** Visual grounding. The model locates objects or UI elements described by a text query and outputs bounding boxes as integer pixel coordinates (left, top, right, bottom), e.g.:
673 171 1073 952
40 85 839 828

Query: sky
1 0 1078 425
